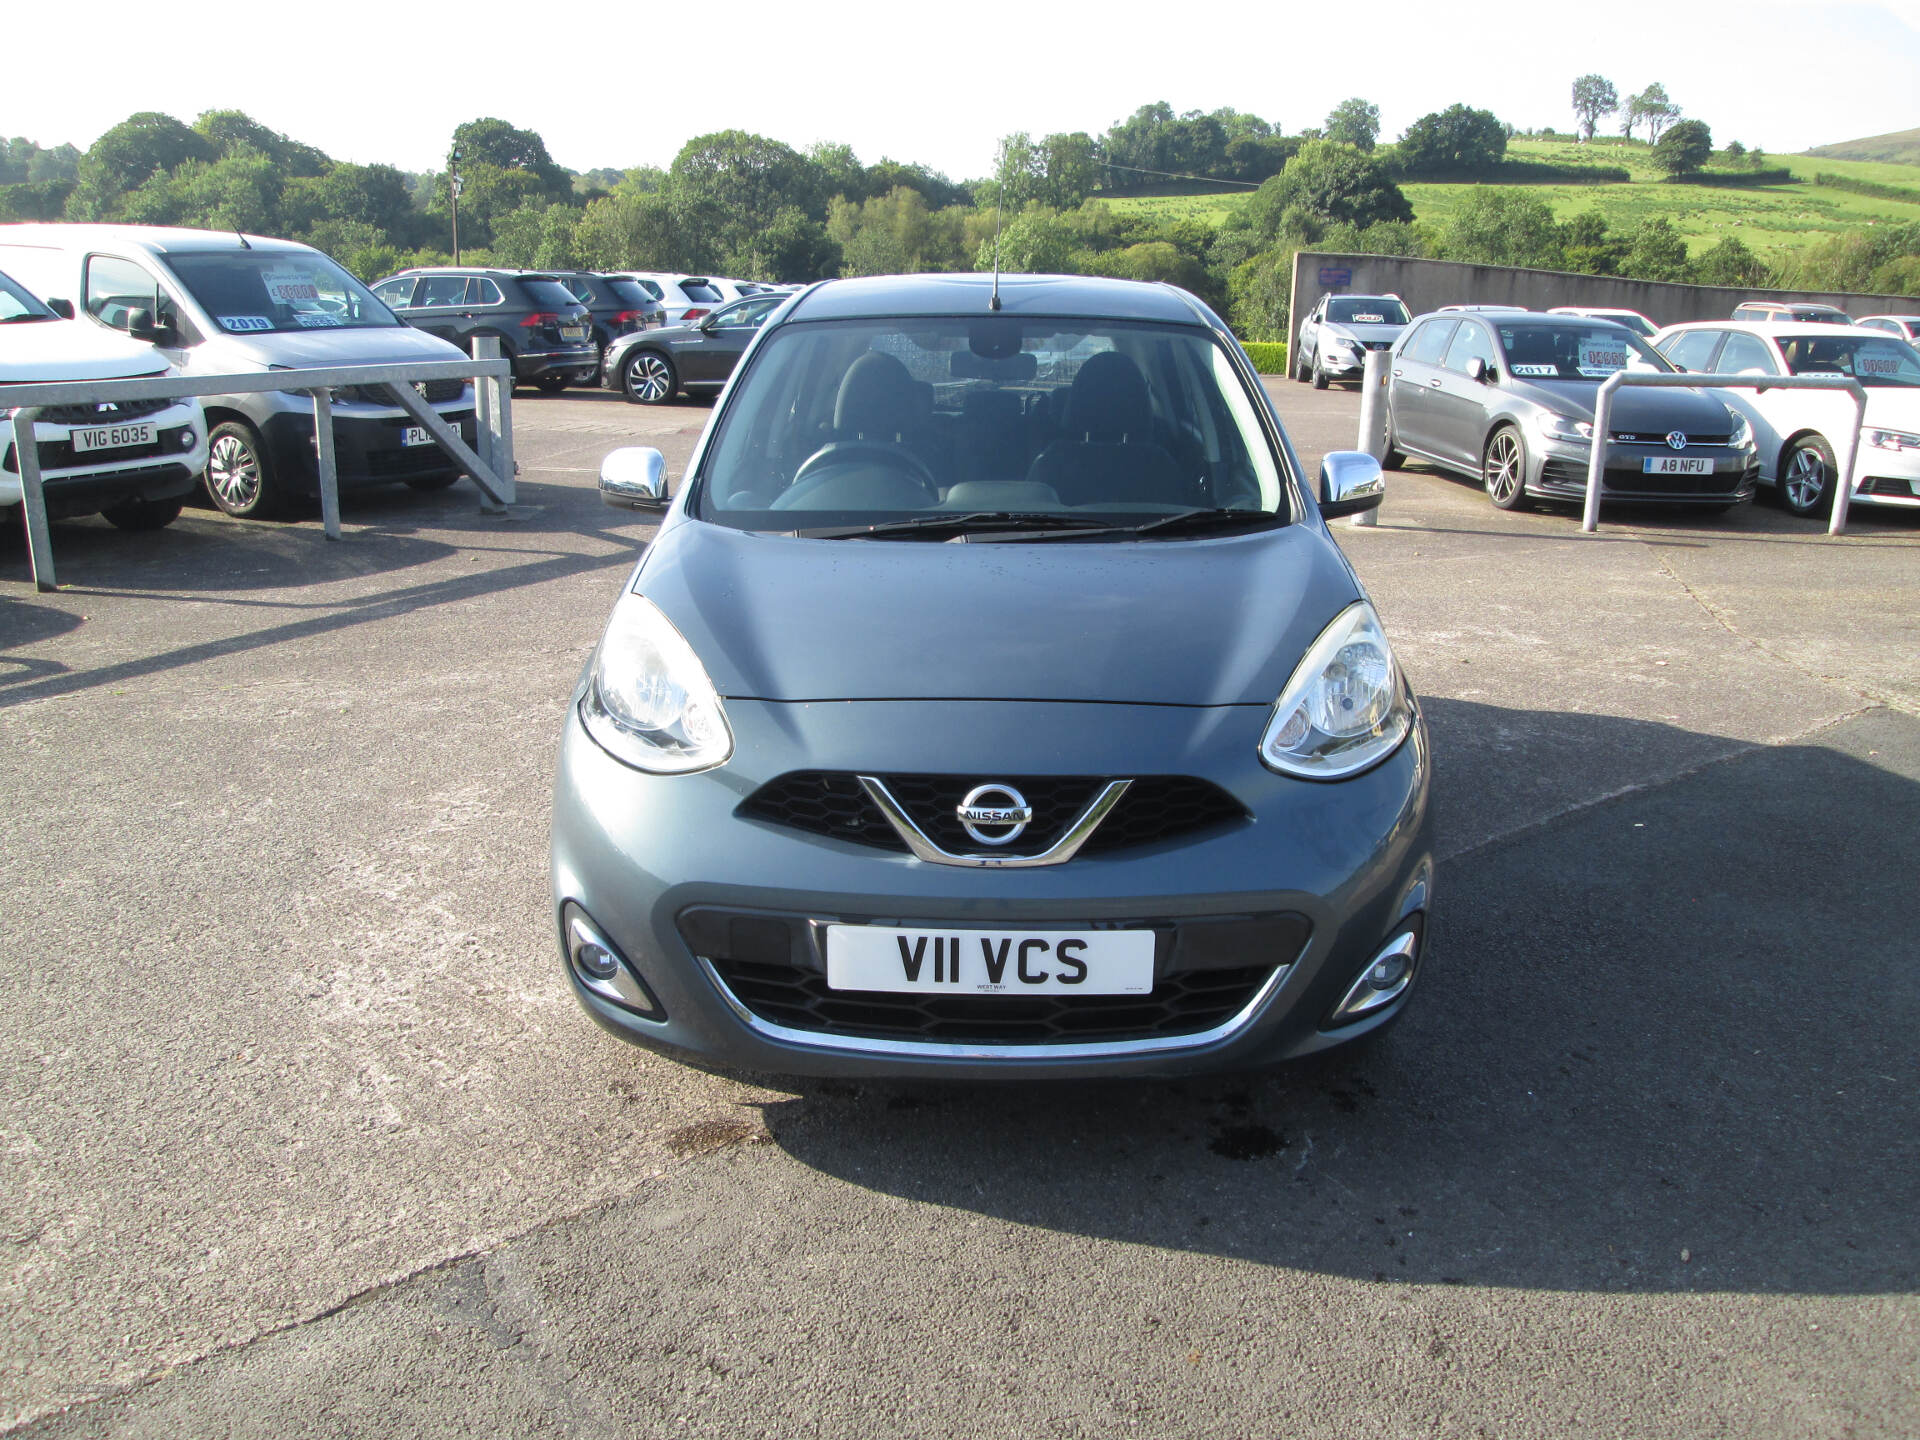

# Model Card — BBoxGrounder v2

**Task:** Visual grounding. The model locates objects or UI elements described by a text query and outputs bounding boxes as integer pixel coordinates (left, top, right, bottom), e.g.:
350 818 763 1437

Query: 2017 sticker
1511 363 1558 377
221 315 274 332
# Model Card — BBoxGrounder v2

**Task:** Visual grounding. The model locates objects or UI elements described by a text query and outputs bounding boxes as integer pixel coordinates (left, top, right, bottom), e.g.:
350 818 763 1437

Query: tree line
3 90 1917 346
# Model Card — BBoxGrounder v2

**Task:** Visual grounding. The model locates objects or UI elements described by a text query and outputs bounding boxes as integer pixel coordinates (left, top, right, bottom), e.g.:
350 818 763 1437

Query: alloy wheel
627 353 672 403
207 433 261 510
1783 446 1829 513
1484 430 1523 507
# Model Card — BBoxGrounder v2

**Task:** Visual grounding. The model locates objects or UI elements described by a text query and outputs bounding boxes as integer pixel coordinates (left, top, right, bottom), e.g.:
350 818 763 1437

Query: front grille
5 429 181 474
738 772 1247 857
1362 340 1393 351
1608 432 1731 446
1537 459 1741 495
709 956 1274 1044
338 380 468 406
33 397 173 425
1860 475 1916 497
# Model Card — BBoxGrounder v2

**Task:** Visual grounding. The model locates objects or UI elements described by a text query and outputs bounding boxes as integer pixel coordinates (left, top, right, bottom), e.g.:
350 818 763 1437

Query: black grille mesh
738 772 1245 857
33 397 173 425
710 956 1272 1044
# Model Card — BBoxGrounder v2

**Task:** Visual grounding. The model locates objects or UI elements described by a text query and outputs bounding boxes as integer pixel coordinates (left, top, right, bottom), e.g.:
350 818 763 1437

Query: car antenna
235 231 251 250
989 138 1005 312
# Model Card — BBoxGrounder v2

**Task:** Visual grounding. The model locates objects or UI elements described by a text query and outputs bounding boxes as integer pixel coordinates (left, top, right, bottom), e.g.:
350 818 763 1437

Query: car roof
784 273 1210 325
1859 313 1919 322
0 222 320 256
1325 293 1402 303
1657 320 1867 341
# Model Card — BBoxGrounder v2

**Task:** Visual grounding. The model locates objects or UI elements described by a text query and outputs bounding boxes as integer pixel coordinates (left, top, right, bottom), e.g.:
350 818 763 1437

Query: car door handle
1428 379 1443 388
1392 368 1403 378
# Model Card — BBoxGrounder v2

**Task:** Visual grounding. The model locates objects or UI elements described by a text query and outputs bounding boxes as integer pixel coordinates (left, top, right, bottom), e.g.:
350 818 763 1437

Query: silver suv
1295 294 1411 389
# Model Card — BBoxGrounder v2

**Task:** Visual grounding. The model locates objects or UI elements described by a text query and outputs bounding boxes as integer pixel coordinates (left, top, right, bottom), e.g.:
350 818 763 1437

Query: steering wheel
787 440 939 498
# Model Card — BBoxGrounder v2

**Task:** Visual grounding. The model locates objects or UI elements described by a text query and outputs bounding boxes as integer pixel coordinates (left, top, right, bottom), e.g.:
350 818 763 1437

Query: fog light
1326 925 1421 1027
562 902 664 1020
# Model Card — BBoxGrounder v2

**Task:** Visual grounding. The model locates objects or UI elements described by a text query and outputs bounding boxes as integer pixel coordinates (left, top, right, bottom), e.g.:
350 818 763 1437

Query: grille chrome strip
698 953 1293 1060
857 775 1131 868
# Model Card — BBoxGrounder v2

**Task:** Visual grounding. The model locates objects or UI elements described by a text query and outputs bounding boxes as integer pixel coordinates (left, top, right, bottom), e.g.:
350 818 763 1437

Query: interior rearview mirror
599 446 669 511
1317 451 1386 520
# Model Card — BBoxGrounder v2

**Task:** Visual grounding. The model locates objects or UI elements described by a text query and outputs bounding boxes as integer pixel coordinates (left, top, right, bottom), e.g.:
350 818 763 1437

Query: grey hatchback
1387 313 1758 511
370 268 597 392
552 273 1432 1079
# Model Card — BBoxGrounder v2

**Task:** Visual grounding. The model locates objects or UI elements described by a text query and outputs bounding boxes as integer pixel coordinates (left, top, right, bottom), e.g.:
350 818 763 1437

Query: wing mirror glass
599 446 669 511
1317 450 1385 519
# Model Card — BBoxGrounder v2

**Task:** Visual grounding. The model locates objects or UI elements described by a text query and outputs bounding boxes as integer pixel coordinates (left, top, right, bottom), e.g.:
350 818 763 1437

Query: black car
1386 313 1760 511
370 268 598 393
602 291 786 405
548 271 666 379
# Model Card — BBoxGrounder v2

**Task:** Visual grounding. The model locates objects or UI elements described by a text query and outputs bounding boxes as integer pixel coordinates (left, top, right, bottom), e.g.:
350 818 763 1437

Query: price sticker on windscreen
1352 312 1384 323
260 268 322 306
1578 341 1628 375
1858 351 1901 377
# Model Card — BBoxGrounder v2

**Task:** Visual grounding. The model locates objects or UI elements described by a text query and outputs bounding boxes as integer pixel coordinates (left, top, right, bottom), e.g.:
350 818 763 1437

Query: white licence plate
1643 456 1713 475
402 426 432 447
826 925 1155 996
71 422 155 453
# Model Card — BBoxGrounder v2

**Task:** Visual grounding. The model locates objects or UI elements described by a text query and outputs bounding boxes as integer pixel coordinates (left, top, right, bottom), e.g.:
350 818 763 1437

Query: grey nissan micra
551 273 1433 1078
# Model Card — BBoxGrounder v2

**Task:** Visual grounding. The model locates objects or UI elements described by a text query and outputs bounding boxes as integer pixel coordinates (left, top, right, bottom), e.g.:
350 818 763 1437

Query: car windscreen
1328 298 1408 325
163 251 401 334
692 317 1289 529
0 269 54 322
1791 308 1852 324
1777 334 1920 387
605 279 656 307
1495 323 1670 380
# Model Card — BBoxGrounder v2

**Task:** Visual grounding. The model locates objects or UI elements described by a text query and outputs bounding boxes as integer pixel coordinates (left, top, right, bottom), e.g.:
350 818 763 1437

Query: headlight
1866 427 1920 452
1260 601 1413 780
1726 408 1752 447
1532 412 1593 443
579 594 733 774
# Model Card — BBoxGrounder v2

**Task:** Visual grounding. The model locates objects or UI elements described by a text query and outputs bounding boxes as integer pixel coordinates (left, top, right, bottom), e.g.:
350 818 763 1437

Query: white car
1549 306 1658 339
1293 293 1411 389
611 272 727 325
1653 320 1920 517
1 264 207 531
1858 314 1920 343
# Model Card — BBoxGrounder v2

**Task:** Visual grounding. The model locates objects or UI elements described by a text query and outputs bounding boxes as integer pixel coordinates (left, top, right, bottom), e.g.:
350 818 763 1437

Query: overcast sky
6 0 1918 179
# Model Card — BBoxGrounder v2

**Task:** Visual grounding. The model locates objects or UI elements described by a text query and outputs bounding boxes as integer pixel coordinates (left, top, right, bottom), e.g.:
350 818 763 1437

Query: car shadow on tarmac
757 701 1919 1296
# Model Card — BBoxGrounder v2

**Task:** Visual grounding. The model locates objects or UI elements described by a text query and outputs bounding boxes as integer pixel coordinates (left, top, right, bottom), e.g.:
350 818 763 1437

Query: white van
0 225 476 519
1 264 207 531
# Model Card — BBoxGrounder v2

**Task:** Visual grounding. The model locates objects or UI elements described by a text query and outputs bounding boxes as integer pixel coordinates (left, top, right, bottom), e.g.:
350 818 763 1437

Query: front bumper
550 695 1434 1079
1849 444 1920 508
1 401 207 514
1530 437 1758 504
258 406 477 493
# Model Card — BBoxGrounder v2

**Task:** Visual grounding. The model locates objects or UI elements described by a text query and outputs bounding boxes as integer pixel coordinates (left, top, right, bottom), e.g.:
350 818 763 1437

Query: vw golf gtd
551 274 1433 1077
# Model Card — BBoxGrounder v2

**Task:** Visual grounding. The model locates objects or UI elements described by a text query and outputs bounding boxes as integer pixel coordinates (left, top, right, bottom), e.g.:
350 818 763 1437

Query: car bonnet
629 519 1363 707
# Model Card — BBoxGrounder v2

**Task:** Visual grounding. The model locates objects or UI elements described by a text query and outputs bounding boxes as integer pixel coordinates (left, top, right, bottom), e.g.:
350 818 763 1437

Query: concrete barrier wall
1288 251 1919 334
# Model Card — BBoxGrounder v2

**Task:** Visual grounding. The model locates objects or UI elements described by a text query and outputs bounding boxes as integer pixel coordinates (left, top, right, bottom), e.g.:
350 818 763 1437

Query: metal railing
6 338 515 591
1582 372 1868 536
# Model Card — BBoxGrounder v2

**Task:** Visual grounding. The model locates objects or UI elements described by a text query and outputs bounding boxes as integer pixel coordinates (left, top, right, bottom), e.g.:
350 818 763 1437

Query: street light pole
449 144 463 265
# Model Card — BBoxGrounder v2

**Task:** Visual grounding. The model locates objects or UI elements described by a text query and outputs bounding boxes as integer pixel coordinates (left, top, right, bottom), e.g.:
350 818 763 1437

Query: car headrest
834 352 921 440
1066 351 1150 442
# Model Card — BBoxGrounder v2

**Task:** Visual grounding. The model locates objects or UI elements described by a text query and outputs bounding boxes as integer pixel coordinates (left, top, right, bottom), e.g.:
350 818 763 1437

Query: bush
1240 341 1288 373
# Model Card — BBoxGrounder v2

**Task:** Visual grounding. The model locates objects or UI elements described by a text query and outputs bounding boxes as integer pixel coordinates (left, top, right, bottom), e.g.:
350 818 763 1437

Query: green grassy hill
1098 138 1920 276
1806 128 1920 166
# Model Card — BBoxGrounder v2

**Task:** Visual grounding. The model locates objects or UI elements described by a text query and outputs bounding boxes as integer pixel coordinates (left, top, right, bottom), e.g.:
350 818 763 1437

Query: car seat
1024 352 1185 507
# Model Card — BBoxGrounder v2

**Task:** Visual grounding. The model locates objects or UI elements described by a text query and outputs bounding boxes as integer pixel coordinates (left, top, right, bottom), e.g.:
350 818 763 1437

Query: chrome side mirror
1317 451 1385 519
599 446 669 510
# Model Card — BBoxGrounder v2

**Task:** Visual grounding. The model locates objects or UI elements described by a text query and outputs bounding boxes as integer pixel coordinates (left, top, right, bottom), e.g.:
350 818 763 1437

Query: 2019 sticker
221 315 274 332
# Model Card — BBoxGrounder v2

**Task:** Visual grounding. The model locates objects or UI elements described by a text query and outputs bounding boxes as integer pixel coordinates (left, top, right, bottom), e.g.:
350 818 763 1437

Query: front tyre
622 350 677 405
100 496 185 531
1482 426 1530 511
204 420 286 519
1779 434 1837 518
1311 349 1330 390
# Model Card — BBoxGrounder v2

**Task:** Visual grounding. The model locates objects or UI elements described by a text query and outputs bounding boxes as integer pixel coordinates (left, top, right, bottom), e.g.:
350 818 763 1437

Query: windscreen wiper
1120 507 1283 537
792 512 1121 540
